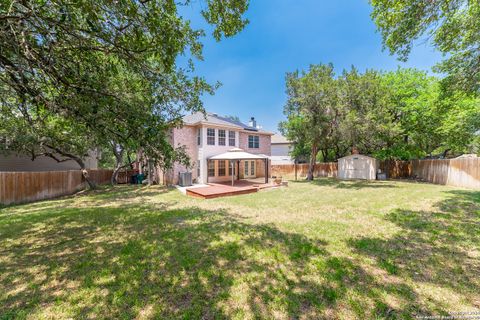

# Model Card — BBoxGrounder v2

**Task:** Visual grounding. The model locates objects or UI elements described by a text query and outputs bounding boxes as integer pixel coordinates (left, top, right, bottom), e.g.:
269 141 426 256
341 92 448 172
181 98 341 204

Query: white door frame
244 160 256 179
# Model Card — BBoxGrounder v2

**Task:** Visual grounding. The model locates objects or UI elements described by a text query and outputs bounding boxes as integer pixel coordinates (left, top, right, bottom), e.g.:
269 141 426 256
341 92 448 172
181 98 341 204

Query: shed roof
338 154 377 160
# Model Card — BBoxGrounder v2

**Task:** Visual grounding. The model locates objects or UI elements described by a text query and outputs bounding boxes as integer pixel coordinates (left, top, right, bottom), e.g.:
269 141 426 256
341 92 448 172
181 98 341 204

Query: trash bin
377 173 387 180
137 173 145 184
131 174 138 184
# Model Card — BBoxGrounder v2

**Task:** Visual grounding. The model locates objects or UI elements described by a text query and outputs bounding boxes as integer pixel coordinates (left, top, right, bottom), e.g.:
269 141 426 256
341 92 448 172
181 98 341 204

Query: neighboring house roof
270 155 294 164
183 112 273 135
271 134 291 144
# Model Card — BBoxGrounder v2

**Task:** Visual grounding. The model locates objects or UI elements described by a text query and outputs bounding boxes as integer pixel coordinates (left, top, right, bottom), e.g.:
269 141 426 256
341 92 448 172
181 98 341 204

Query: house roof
183 112 272 134
208 148 269 160
271 134 290 144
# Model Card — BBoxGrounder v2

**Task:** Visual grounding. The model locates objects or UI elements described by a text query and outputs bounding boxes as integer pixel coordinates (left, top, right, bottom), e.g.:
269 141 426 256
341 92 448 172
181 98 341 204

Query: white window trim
248 135 260 149
207 128 215 146
218 129 226 146
228 131 236 146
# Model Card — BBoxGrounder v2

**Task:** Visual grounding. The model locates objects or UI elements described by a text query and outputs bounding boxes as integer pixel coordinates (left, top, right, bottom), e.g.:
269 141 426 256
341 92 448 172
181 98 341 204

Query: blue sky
181 0 442 133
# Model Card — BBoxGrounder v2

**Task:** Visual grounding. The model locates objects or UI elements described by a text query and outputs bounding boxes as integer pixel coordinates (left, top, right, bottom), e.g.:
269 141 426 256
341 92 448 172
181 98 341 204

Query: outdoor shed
338 154 378 180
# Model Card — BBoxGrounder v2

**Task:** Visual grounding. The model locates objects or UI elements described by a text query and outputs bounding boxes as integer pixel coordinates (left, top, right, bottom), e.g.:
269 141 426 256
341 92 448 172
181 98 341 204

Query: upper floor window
207 128 215 145
248 135 259 149
218 129 226 146
218 160 226 176
228 131 236 146
197 128 201 146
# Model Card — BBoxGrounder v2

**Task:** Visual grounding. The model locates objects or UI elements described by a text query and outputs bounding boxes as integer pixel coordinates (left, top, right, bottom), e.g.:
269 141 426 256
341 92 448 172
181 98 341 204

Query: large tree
370 0 480 94
0 0 249 185
280 64 479 173
280 64 339 180
376 68 442 159
338 67 399 156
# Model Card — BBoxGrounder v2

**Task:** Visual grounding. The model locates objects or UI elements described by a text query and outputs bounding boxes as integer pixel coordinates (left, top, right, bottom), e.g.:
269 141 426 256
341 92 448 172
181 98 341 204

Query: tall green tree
0 0 249 184
370 0 480 94
375 68 442 159
434 91 480 155
338 67 399 155
280 64 339 180
280 64 479 172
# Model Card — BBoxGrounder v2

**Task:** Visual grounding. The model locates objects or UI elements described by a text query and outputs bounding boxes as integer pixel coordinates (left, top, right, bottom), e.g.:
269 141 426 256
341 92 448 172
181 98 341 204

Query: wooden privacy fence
271 158 479 189
379 160 412 179
87 169 114 185
271 163 338 179
411 158 480 189
0 169 113 205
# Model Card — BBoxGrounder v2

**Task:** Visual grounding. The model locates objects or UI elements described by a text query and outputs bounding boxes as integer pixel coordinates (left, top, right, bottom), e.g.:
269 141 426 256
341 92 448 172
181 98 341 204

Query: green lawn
1 179 479 319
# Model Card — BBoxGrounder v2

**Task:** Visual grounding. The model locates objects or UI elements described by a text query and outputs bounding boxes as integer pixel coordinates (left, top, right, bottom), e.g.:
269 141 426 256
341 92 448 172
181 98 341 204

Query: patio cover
208 148 269 160
208 148 270 185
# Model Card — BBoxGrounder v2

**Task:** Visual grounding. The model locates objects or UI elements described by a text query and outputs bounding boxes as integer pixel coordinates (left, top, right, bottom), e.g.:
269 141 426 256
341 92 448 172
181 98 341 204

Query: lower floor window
218 160 226 176
208 161 215 177
197 160 201 177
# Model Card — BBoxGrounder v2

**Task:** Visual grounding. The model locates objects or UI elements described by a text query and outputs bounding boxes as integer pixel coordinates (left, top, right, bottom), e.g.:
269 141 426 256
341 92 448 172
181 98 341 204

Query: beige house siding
0 151 98 172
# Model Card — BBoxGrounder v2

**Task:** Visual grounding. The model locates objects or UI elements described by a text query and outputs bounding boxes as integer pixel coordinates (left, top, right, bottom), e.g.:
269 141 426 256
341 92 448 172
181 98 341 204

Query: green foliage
279 114 311 161
433 92 480 155
338 67 399 155
280 64 480 162
0 0 248 170
280 64 340 177
370 0 480 93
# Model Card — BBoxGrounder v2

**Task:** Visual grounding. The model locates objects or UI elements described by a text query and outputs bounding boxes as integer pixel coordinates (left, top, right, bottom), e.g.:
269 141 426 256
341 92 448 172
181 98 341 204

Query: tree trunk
148 160 153 186
307 145 318 180
442 148 451 158
321 149 327 162
44 144 96 189
111 143 124 185
111 165 122 185
127 153 134 169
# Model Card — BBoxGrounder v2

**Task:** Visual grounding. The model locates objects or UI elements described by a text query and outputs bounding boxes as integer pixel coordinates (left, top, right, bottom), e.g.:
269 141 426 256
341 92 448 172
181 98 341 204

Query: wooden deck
186 179 275 199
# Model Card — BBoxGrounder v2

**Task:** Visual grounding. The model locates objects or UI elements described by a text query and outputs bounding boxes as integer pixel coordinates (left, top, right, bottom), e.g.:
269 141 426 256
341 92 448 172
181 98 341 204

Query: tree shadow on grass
349 190 480 314
293 178 399 189
0 193 432 319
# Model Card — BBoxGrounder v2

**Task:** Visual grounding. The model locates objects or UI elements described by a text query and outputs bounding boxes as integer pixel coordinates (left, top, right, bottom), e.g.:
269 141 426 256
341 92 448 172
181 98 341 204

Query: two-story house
162 112 273 185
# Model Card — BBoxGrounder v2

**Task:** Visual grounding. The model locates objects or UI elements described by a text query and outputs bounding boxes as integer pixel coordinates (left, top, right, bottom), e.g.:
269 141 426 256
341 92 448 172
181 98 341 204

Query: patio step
185 184 259 199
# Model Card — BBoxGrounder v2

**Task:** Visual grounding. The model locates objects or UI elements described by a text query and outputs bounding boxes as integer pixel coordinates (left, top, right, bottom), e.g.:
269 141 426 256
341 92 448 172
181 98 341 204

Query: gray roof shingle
183 112 262 132
271 134 290 144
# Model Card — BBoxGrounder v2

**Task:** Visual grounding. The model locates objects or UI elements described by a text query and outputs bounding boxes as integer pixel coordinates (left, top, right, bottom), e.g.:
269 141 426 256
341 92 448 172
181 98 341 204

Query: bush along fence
271 157 480 189
0 169 113 206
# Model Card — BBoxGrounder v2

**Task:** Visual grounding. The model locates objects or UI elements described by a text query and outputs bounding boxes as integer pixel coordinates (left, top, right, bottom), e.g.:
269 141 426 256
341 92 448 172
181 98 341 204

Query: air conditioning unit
178 172 192 187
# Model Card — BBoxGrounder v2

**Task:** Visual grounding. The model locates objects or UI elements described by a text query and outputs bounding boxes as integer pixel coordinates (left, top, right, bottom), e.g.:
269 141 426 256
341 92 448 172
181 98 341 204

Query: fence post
294 159 297 181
